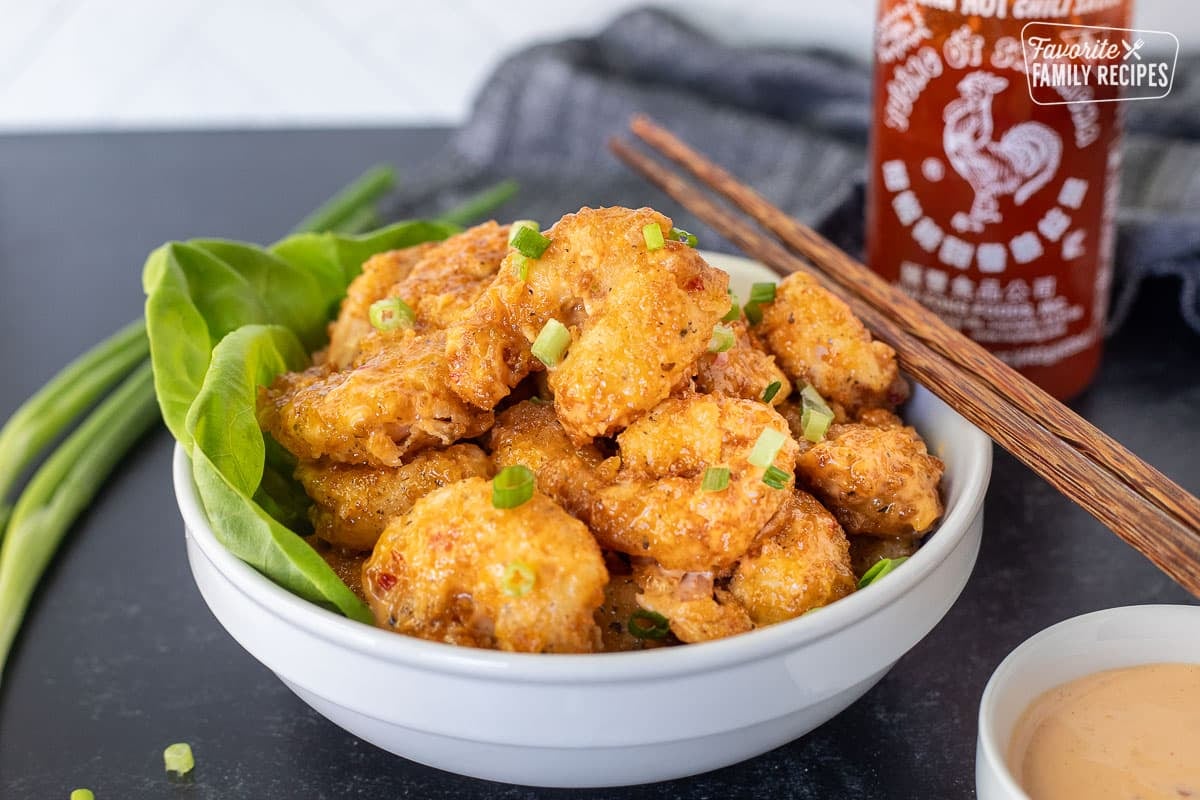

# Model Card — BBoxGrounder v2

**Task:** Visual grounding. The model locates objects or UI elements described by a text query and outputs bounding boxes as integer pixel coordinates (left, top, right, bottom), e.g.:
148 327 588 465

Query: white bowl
173 252 992 787
976 604 1200 800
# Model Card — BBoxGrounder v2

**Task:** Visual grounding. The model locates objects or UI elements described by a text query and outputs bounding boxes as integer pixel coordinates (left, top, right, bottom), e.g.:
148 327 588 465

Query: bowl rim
174 250 993 684
975 603 1200 799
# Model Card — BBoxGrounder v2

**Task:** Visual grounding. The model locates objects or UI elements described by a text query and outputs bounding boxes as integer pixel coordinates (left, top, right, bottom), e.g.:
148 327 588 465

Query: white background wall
0 0 1191 131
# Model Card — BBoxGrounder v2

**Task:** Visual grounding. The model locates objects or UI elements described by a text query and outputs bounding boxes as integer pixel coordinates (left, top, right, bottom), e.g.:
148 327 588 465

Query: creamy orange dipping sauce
1007 663 1200 800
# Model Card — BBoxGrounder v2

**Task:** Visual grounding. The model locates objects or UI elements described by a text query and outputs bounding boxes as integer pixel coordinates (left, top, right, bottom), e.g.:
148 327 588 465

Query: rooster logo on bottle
943 71 1062 234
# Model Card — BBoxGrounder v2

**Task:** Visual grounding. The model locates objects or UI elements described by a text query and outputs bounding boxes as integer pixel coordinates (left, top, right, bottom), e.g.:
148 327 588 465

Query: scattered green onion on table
0 167 520 683
163 741 196 775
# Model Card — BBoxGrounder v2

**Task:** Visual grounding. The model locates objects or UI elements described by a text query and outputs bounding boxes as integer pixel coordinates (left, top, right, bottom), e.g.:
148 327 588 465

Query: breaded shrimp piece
486 400 612 521
693 320 792 406
728 490 856 625
633 560 753 644
326 243 436 369
389 221 510 333
591 394 799 571
296 443 494 551
795 409 944 538
258 330 493 467
445 207 730 443
758 272 908 413
324 223 508 369
362 477 607 653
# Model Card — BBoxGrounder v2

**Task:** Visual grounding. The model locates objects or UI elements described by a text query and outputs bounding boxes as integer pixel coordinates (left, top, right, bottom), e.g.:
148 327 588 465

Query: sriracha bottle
867 0 1132 400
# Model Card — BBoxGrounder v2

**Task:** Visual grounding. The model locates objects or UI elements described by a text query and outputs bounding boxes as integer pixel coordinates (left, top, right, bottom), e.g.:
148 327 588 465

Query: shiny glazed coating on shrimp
758 272 907 414
728 490 856 625
296 443 494 551
633 560 752 644
796 409 944 538
445 207 730 443
362 477 608 653
258 330 493 467
692 320 792 406
324 223 509 370
591 394 799 572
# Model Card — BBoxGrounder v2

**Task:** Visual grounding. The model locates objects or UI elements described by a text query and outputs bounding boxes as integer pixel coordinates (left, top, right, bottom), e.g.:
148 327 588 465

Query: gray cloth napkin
390 8 1200 334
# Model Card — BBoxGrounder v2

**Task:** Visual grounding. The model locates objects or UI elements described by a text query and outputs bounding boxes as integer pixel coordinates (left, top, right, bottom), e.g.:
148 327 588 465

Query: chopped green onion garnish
70 790 94 800
721 294 741 322
500 560 536 597
628 608 670 640
747 427 788 469
511 225 551 259
743 282 777 326
857 556 909 589
670 227 698 247
707 323 736 353
762 465 791 490
492 465 535 509
163 742 195 775
531 319 571 368
368 297 415 331
744 303 764 326
762 381 782 403
748 282 777 305
508 219 540 245
801 409 833 443
799 384 835 443
643 222 666 251
701 466 731 492
513 254 529 281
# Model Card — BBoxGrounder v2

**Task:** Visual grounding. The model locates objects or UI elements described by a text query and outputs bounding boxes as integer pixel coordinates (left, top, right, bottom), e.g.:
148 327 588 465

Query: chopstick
628 116 1200 538
609 123 1200 598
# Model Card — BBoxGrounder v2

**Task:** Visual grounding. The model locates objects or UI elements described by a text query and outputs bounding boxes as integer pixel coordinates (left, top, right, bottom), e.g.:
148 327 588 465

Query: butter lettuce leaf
144 221 457 620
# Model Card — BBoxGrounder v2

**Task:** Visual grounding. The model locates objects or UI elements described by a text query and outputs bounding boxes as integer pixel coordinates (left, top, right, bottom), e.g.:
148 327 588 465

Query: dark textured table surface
0 129 1196 800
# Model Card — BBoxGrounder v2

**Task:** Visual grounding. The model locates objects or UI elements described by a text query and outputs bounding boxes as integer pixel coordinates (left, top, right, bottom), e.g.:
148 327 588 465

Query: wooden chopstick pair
610 115 1200 599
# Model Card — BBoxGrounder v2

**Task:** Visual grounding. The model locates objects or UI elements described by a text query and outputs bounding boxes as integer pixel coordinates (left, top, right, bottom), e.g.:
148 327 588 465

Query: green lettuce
144 222 458 621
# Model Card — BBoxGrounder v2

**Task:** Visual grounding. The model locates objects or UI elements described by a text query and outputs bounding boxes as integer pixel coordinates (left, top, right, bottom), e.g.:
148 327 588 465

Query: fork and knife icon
1122 38 1145 61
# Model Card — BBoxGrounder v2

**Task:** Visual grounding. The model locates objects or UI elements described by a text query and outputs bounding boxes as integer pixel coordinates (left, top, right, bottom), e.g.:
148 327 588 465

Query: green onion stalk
0 168 520 685
0 319 149 521
0 364 159 671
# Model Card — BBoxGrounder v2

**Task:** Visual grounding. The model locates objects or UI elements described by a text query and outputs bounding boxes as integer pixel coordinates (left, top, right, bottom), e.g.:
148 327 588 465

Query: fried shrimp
633 560 753 644
692 320 792 406
325 243 436 369
258 330 493 467
758 272 908 413
296 443 494 551
362 477 607 653
590 394 799 571
486 400 612 521
795 409 944 538
324 224 509 370
385 221 510 333
728 490 856 625
253 205 950 651
445 207 730 443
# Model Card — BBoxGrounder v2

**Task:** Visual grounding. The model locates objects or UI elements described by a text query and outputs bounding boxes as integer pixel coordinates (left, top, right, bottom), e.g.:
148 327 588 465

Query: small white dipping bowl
977 604 1200 800
173 252 992 787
